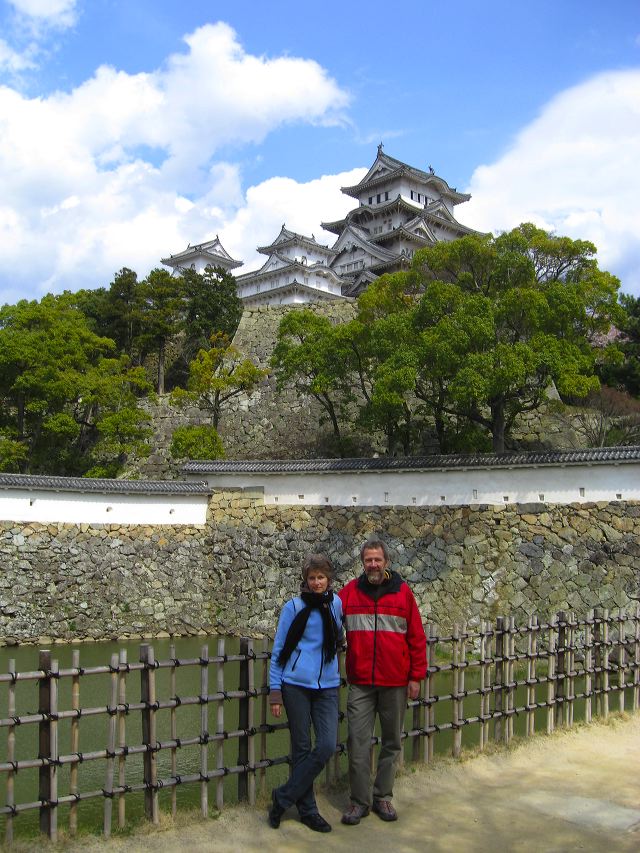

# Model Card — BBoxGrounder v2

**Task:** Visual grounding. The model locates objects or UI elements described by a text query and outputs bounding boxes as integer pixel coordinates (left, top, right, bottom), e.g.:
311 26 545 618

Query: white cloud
0 22 350 303
8 0 77 27
0 36 36 71
220 167 367 272
462 69 640 296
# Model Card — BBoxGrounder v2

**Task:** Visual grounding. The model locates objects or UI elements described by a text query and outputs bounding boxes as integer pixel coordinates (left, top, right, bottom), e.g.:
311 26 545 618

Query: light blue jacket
270 594 343 694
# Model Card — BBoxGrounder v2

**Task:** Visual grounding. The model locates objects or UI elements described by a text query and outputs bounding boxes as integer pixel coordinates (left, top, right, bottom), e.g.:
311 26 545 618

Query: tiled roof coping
182 446 640 475
0 474 211 496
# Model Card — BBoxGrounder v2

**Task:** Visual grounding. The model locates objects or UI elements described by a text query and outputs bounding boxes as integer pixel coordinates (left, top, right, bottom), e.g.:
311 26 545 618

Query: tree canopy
0 294 152 475
272 224 623 455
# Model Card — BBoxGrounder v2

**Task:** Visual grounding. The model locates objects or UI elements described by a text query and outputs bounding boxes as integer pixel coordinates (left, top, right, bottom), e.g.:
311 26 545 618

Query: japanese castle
163 146 478 306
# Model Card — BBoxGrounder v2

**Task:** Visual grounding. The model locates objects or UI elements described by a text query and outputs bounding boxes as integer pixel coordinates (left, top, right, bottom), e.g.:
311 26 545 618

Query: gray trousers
346 684 407 807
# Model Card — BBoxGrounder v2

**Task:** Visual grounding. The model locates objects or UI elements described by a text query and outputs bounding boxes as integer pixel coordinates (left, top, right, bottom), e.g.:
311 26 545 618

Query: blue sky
0 0 639 304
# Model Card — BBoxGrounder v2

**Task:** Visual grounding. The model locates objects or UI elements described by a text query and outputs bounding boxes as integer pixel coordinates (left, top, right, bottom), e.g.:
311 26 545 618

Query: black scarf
277 589 340 667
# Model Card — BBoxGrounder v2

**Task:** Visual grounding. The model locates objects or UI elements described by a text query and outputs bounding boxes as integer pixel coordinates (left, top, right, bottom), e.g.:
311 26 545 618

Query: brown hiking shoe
372 800 398 821
341 803 370 825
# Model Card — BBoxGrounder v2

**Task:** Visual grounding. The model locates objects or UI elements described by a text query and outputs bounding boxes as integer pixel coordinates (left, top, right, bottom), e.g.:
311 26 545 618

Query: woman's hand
270 703 282 718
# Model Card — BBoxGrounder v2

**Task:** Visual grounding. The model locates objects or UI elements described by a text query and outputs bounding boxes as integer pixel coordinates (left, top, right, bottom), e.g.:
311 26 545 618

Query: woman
268 553 343 833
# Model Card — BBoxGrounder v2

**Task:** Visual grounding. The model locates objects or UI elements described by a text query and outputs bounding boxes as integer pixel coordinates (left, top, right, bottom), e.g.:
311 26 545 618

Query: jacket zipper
290 649 301 671
317 604 329 687
371 599 378 686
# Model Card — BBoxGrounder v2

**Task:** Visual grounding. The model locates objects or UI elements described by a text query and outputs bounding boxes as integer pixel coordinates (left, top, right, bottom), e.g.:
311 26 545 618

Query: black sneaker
268 790 285 828
301 813 332 833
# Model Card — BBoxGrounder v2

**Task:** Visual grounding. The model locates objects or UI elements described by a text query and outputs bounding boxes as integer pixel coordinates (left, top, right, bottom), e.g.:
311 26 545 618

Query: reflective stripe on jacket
338 572 427 687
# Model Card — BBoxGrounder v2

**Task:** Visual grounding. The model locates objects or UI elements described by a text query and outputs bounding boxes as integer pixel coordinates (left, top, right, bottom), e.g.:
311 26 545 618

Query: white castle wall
0 490 209 525
189 461 640 508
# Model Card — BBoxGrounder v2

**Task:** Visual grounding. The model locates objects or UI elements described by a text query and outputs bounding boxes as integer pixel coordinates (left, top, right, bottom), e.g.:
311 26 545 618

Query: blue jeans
274 683 339 817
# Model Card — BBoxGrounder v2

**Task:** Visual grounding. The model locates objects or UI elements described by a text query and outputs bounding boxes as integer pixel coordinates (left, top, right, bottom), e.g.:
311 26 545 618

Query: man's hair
360 539 390 562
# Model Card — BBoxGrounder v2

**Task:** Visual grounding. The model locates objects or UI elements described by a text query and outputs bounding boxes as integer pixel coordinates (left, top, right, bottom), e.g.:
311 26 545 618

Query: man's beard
365 569 385 585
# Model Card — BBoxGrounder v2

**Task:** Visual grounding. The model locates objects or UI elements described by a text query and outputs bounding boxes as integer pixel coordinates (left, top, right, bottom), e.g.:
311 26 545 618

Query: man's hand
270 703 282 718
407 680 420 700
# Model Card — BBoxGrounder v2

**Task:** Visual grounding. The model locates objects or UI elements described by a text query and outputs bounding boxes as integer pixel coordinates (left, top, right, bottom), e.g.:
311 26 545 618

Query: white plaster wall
0 491 209 525
193 463 640 507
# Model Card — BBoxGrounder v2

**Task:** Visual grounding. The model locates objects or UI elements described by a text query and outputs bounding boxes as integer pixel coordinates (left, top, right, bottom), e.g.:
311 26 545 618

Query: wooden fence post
479 621 490 750
169 643 177 819
140 644 159 823
494 617 505 743
584 609 594 724
546 614 557 734
506 616 515 744
526 615 537 737
594 607 603 716
567 612 576 727
104 652 118 837
117 649 128 829
602 608 610 719
200 644 209 818
425 623 437 763
617 610 626 714
238 638 250 802
452 623 462 758
556 611 566 728
38 650 52 839
70 649 80 835
216 637 226 811
260 637 270 794
6 658 16 845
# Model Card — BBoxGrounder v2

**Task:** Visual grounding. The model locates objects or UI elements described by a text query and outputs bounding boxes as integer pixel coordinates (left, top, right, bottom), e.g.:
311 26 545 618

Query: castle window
385 192 389 200
369 196 373 204
376 194 381 203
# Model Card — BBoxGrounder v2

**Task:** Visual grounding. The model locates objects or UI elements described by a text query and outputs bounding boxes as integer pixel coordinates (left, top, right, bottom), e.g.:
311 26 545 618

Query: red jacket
339 572 427 687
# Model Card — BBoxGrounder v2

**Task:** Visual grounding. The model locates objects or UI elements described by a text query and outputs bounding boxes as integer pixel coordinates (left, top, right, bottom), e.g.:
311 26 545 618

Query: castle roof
182 446 640 475
161 235 242 270
0 473 211 496
341 148 470 206
235 253 342 285
257 224 332 256
241 279 348 305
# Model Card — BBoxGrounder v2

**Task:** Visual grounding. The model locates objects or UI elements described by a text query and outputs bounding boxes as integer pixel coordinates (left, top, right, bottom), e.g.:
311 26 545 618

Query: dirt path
19 715 640 853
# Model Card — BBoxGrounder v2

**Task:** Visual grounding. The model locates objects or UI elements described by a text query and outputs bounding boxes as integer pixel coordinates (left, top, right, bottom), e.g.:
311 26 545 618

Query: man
338 538 427 825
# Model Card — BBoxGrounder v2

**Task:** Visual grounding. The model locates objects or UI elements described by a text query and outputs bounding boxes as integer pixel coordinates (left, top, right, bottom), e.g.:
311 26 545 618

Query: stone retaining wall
1 494 638 644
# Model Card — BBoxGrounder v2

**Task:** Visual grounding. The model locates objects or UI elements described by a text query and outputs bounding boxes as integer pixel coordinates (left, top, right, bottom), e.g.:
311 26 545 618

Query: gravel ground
12 714 640 853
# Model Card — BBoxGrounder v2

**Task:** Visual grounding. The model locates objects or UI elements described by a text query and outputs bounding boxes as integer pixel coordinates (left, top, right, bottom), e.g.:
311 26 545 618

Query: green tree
170 424 225 461
597 294 640 398
271 310 354 450
271 225 622 455
136 269 185 394
180 266 243 358
0 294 152 475
172 332 267 430
406 226 621 451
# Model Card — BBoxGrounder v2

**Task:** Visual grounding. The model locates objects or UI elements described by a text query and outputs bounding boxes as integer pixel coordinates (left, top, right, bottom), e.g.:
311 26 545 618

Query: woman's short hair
302 553 334 580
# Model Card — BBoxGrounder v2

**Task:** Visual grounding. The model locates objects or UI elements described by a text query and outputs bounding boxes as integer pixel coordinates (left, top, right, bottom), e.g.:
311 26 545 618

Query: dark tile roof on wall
182 446 640 475
0 474 211 496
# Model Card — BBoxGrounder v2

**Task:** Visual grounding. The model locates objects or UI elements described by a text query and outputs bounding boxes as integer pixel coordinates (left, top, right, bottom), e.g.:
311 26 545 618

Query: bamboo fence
0 604 638 843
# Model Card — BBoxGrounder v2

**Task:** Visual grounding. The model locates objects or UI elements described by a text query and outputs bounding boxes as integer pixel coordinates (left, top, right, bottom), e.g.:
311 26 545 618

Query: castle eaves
0 474 212 496
181 446 640 475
